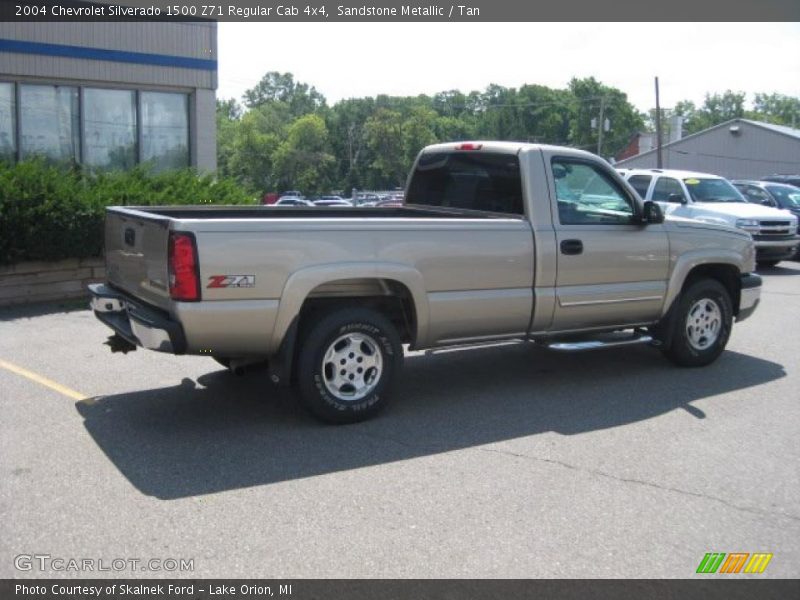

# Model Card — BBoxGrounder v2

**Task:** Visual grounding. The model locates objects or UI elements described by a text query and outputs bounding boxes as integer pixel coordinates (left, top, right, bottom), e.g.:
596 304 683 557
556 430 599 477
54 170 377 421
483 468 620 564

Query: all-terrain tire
297 308 403 424
661 279 733 367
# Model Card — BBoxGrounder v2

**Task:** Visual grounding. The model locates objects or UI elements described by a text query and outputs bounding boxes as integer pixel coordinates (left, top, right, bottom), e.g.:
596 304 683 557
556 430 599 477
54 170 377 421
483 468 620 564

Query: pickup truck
620 168 800 267
90 142 762 423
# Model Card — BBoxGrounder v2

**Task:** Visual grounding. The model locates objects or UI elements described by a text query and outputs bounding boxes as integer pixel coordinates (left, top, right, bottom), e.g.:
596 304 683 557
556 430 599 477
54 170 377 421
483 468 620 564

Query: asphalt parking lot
1 263 798 579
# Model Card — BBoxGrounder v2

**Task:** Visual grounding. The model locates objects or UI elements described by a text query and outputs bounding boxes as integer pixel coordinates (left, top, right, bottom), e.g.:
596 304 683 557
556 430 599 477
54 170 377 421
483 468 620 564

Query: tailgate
104 208 173 310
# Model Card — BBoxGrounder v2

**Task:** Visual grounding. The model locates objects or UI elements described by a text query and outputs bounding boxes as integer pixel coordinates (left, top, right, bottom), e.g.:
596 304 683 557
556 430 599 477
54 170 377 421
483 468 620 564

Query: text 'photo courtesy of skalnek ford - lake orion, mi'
0 6 799 595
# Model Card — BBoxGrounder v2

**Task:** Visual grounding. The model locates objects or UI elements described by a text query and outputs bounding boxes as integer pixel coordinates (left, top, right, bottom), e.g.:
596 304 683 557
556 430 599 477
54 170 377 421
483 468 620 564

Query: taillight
456 143 482 151
168 232 200 302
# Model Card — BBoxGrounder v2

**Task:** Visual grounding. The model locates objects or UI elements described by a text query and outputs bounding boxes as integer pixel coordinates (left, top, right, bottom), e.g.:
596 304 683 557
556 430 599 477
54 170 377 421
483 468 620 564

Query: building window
1 83 190 171
19 84 80 163
140 91 189 171
0 83 15 163
83 88 137 170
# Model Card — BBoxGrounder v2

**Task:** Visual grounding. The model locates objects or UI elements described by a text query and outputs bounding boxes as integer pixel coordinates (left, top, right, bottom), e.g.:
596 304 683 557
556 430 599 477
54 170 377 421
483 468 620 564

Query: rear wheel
297 308 402 424
662 279 733 367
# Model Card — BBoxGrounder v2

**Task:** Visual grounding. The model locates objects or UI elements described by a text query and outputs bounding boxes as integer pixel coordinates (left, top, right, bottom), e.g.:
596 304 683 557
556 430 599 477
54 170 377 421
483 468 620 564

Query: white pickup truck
621 168 800 267
91 142 762 423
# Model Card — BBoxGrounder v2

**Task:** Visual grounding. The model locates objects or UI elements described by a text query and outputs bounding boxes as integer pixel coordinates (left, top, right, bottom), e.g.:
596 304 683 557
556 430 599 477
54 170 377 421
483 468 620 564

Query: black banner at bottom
2 579 799 600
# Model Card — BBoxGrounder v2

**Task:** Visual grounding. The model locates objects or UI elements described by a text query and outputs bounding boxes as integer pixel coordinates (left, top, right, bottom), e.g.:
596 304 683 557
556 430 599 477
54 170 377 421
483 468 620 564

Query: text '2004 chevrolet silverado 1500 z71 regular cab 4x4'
90 142 762 423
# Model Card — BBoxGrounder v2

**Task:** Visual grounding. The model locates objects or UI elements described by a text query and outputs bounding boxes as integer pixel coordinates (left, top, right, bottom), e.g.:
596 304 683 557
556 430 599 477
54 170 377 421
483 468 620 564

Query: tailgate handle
124 227 135 246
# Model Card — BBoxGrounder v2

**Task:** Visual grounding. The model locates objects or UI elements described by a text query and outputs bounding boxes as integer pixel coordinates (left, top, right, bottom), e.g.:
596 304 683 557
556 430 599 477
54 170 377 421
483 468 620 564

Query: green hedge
0 161 255 265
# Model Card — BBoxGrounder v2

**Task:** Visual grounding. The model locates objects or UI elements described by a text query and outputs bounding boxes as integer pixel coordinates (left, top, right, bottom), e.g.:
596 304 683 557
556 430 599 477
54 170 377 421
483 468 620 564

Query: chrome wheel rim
686 298 722 351
321 333 383 401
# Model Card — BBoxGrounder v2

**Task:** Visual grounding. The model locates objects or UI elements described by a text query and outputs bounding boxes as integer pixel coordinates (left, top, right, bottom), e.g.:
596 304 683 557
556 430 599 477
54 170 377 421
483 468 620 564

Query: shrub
0 161 255 264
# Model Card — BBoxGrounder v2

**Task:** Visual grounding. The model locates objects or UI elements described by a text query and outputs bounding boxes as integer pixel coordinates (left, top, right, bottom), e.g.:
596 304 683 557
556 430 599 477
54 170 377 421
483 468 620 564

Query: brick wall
0 258 105 307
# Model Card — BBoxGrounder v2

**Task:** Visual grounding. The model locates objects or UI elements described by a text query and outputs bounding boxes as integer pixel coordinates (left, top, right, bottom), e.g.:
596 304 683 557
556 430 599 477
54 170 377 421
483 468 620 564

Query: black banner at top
1 0 800 22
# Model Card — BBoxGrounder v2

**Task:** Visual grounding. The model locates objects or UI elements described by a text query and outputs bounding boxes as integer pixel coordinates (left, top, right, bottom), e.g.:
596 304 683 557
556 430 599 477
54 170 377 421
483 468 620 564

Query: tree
672 91 746 135
216 98 242 178
227 103 291 192
365 109 406 188
751 93 800 127
401 108 438 171
217 97 243 120
568 77 645 157
326 97 377 190
271 114 335 195
243 71 326 117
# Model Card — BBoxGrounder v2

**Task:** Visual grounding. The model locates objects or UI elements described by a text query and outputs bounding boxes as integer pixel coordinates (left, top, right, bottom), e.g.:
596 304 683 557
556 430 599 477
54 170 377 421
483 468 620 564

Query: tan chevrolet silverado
90 142 762 423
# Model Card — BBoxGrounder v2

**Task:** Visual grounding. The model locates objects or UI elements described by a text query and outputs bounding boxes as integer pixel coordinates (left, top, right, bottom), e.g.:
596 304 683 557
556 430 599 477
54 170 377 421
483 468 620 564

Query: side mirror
761 199 774 207
668 193 687 205
643 201 665 224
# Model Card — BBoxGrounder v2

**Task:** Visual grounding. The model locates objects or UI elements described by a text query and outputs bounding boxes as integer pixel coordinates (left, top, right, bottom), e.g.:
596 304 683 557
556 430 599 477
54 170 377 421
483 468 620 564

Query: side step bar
543 332 656 352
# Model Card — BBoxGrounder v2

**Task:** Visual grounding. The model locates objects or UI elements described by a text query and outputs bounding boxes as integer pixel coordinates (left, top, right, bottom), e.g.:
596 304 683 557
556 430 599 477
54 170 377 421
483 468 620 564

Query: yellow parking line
0 358 87 401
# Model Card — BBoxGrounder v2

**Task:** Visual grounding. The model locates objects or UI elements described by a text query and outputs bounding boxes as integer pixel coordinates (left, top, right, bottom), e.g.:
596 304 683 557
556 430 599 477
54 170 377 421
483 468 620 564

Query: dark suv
733 179 800 259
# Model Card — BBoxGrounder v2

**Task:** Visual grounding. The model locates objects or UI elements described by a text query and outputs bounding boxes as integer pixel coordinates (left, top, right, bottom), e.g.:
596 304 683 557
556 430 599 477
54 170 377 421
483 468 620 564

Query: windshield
683 178 746 203
766 185 800 208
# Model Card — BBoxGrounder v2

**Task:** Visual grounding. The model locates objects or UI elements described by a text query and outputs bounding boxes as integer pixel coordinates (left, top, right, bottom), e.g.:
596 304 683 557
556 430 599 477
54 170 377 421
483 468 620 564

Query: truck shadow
75 344 785 500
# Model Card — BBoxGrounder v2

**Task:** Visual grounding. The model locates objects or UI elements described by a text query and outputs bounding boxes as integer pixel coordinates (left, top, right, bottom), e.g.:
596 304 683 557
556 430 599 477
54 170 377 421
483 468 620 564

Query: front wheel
661 279 733 367
297 308 403 424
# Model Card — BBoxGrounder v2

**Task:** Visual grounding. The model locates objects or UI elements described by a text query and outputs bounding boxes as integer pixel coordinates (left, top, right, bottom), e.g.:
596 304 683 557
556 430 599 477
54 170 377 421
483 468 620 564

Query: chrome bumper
89 283 186 353
736 274 761 322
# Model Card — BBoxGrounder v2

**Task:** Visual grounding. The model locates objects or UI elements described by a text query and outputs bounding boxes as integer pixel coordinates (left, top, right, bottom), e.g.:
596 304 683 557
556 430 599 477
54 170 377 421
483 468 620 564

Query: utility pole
655 76 663 168
597 97 605 156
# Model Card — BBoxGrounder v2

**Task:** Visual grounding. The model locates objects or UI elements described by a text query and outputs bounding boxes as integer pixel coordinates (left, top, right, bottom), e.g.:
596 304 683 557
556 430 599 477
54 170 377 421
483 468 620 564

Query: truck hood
691 201 796 220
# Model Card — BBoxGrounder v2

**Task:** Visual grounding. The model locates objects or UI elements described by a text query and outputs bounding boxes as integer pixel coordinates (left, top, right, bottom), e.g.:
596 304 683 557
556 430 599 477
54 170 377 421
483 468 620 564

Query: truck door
547 156 670 332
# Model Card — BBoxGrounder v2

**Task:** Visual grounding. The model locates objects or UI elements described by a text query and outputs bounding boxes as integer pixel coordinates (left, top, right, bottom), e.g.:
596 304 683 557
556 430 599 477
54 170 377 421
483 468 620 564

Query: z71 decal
207 275 256 289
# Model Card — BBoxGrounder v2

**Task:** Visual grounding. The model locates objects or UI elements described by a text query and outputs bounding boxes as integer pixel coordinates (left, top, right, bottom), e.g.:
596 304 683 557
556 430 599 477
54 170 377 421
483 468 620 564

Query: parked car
261 192 280 205
761 175 800 187
374 198 403 207
622 168 799 268
353 193 380 206
732 180 800 215
275 197 314 206
313 198 353 207
733 180 800 259
91 141 761 423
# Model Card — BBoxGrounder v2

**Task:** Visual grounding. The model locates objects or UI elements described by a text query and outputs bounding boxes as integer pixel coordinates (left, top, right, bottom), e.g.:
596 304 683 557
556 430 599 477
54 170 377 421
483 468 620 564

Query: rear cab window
405 151 524 216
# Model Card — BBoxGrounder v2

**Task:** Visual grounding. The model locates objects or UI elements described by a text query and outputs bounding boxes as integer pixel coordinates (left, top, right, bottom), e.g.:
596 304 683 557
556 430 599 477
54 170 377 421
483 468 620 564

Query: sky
217 22 800 113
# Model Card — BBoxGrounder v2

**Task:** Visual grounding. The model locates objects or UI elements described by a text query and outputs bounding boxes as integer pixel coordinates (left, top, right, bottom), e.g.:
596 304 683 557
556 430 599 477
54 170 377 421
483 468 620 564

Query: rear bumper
89 283 186 353
736 273 761 322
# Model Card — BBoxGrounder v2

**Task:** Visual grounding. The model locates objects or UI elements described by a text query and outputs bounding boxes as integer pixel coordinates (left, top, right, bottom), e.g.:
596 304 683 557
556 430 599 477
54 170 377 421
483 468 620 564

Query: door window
552 159 635 225
627 175 652 198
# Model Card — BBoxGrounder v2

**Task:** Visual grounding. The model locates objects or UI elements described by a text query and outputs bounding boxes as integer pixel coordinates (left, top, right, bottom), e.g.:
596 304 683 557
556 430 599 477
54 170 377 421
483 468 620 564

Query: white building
0 20 217 171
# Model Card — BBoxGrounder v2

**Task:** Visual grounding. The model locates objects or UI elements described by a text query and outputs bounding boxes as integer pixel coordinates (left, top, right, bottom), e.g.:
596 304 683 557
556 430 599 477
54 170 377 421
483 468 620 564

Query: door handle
560 239 583 255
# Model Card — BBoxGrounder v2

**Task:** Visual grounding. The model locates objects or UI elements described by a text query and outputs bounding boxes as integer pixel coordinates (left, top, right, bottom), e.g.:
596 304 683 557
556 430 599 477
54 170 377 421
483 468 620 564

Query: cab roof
420 141 600 161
